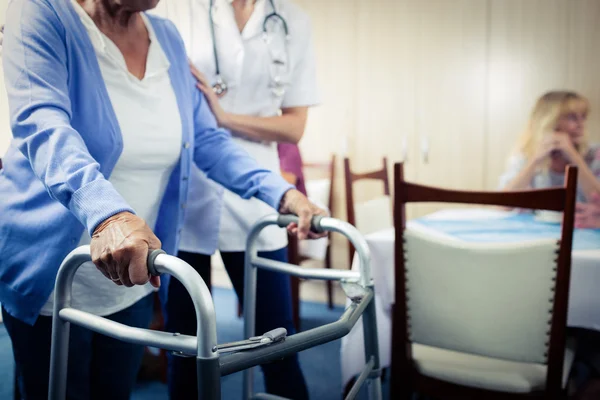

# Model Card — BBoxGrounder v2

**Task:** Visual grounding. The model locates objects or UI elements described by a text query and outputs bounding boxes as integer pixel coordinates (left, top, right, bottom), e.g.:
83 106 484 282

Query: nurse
153 0 318 398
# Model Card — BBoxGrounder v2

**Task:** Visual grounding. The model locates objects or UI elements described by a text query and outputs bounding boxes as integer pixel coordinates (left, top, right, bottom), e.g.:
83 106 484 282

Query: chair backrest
404 227 558 363
298 155 336 261
344 157 391 264
303 154 336 214
392 162 577 394
353 196 393 235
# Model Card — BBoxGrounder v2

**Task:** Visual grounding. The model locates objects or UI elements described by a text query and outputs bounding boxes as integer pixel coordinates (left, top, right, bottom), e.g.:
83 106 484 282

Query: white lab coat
153 0 319 253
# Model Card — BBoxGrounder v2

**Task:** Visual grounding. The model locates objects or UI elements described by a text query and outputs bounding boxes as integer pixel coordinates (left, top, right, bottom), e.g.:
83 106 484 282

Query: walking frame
48 214 382 400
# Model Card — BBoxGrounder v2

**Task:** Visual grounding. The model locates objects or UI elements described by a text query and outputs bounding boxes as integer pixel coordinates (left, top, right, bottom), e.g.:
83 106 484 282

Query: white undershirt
41 4 182 316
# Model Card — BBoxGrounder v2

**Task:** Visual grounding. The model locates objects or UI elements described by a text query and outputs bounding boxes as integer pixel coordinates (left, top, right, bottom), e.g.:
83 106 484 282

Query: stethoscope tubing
207 0 289 95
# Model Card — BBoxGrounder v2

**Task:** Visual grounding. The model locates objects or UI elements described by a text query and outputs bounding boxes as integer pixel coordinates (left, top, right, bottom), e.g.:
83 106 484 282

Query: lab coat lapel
241 0 267 40
209 0 232 28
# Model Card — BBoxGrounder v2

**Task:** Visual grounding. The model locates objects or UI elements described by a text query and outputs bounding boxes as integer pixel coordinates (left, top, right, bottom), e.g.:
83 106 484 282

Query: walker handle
147 249 167 276
276 214 325 234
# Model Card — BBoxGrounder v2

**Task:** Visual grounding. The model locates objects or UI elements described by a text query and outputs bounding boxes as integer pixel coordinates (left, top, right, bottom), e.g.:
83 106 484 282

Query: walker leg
196 356 221 400
243 250 259 400
48 315 70 400
362 293 382 400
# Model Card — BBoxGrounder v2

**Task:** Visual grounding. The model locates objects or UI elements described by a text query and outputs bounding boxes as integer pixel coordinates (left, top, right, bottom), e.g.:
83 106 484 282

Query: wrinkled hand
575 193 600 229
189 61 228 125
90 212 162 288
279 189 328 240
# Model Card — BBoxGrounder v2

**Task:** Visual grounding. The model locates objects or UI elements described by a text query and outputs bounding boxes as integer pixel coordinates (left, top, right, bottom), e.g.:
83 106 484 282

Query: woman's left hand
189 61 229 126
576 193 600 229
279 189 329 240
552 132 579 161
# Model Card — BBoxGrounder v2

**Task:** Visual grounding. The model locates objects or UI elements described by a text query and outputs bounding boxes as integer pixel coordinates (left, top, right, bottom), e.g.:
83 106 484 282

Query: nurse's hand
90 212 162 288
189 61 228 125
279 189 328 240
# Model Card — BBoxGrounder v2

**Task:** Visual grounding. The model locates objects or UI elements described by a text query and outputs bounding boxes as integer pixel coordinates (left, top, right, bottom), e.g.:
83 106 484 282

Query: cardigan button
183 142 190 149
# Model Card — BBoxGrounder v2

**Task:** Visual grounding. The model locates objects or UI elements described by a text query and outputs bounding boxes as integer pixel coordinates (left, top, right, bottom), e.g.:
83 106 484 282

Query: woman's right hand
90 212 162 288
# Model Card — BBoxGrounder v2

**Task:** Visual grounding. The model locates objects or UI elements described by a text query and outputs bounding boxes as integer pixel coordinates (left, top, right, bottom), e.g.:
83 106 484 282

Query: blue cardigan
0 0 292 325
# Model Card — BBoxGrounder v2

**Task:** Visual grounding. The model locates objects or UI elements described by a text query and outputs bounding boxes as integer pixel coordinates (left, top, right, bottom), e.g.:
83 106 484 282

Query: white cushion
412 337 576 393
354 196 393 235
305 179 330 208
298 197 330 261
404 227 559 364
298 237 329 261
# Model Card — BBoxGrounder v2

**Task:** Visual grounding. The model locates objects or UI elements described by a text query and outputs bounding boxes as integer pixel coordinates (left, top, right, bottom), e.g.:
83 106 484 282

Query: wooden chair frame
344 157 390 268
287 154 337 329
391 162 577 400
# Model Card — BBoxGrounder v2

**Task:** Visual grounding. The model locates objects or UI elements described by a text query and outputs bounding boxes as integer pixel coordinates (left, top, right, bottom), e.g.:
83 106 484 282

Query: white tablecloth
340 209 600 387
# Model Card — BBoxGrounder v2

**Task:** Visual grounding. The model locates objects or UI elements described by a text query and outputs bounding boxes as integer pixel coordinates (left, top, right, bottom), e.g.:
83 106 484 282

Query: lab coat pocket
265 34 291 98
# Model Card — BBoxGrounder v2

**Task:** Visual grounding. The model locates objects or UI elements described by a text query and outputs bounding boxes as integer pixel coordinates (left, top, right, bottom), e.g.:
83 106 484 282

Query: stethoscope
208 0 290 97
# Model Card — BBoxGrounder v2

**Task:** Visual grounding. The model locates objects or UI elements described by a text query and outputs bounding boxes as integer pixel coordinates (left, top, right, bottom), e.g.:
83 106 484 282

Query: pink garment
278 143 307 196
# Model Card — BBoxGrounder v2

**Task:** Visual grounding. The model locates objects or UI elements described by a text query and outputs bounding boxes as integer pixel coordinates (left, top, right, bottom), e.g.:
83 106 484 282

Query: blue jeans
3 294 154 400
165 247 309 400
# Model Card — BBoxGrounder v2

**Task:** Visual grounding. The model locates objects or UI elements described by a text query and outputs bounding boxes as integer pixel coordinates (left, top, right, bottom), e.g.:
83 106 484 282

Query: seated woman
499 91 600 202
0 0 324 398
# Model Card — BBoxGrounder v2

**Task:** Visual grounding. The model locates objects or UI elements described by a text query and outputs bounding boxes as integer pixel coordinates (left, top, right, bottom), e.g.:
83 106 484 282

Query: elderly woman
0 0 324 398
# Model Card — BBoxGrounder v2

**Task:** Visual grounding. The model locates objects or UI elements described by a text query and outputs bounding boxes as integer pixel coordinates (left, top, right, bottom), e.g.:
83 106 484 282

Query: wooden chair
287 155 336 329
344 157 391 267
138 293 168 383
391 162 578 400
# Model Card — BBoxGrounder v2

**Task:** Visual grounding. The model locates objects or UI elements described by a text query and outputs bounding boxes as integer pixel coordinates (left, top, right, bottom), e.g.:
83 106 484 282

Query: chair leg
286 234 302 330
391 376 414 400
291 276 301 331
140 292 168 383
326 281 334 309
13 365 19 400
325 246 334 309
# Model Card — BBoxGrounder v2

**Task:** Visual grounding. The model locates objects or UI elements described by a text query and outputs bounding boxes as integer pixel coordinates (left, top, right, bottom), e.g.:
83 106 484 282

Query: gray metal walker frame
48 214 382 400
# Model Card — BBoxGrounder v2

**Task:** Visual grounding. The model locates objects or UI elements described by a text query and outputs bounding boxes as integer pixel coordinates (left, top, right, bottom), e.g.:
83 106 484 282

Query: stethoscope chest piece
212 75 228 97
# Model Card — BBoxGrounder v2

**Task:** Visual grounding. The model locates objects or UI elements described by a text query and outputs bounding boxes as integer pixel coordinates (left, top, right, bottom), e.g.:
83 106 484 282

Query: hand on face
556 111 586 145
534 132 577 165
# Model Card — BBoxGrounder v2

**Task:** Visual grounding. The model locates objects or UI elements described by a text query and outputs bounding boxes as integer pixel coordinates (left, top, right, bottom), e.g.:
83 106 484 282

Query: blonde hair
517 90 590 160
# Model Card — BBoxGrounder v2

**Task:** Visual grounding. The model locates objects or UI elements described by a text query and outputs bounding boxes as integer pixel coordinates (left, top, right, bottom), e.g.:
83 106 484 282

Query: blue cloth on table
413 214 600 251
